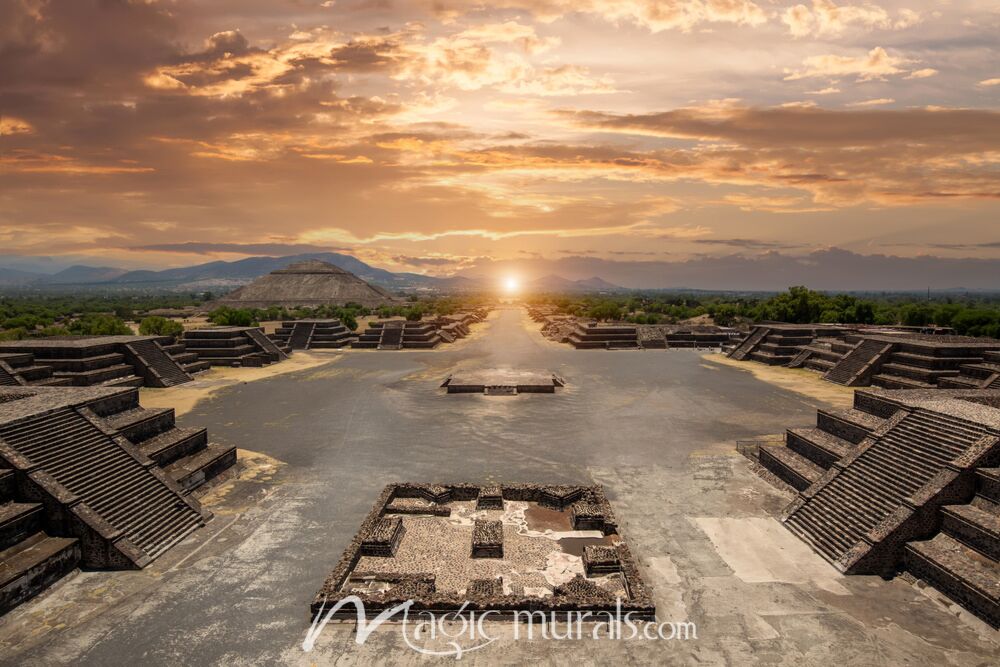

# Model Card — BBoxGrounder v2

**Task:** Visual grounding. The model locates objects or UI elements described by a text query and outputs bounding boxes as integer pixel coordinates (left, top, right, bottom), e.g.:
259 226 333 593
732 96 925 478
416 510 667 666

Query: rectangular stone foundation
310 483 654 620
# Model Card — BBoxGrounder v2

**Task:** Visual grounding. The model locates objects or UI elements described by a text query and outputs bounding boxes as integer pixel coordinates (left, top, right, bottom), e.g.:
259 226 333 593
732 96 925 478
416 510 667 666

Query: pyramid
211 259 398 309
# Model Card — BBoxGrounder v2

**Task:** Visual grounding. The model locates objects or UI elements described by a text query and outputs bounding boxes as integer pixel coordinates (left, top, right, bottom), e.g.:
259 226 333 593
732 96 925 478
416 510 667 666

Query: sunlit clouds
0 0 997 275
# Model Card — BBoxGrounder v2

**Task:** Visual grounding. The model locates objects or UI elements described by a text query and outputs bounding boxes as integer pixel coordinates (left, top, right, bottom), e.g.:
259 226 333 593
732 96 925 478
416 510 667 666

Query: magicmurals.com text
304 596 697 659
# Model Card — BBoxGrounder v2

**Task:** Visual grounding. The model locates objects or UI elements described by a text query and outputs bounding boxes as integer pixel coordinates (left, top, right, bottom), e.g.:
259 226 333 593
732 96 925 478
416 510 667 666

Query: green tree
68 314 132 336
139 316 184 337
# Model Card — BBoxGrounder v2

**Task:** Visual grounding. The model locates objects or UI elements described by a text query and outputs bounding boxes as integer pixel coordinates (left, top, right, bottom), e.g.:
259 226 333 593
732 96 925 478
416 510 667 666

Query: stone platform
0 385 236 615
311 483 653 620
746 387 1000 628
441 371 565 395
0 336 196 388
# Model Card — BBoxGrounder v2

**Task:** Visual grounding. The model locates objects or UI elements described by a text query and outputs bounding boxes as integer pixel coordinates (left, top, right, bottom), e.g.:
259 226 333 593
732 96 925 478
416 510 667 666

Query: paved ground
1 308 996 665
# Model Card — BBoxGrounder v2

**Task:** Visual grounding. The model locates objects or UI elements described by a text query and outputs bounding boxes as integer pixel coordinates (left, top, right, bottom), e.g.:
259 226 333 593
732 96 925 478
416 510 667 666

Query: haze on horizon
1 0 998 287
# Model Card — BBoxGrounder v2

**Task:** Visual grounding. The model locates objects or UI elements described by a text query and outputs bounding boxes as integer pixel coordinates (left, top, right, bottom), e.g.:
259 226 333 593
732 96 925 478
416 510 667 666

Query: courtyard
1 307 995 665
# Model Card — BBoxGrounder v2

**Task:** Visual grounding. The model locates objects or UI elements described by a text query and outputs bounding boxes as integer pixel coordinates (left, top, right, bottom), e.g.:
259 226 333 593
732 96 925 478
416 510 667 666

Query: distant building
208 259 399 309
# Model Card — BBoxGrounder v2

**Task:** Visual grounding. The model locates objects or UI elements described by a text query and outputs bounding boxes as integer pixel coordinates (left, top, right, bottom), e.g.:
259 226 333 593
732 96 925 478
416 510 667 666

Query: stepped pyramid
211 259 398 309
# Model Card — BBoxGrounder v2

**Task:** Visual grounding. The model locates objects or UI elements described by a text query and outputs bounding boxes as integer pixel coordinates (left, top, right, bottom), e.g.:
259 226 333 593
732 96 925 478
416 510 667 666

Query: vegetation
139 316 185 337
536 286 1000 338
67 314 132 336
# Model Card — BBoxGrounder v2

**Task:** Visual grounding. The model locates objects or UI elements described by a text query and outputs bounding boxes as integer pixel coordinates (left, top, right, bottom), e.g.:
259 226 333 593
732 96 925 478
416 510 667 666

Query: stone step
99 375 145 388
126 339 193 387
106 407 176 442
941 504 999 560
904 533 999 629
956 362 1000 380
871 373 935 390
53 363 137 386
183 360 212 374
890 352 982 370
0 469 14 500
169 352 199 365
976 468 1000 503
0 532 80 615
816 408 882 445
758 444 824 491
165 442 238 494
879 363 959 383
138 427 209 466
0 502 44 552
786 427 853 468
0 408 203 565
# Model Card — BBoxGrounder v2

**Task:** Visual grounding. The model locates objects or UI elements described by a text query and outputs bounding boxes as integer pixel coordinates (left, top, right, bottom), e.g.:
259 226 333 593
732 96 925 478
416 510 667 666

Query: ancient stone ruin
0 385 235 614
0 335 207 388
182 327 289 367
441 371 565 395
817 334 1000 389
311 483 654 620
271 319 354 350
743 388 999 628
352 321 443 349
208 259 398 309
727 325 1000 392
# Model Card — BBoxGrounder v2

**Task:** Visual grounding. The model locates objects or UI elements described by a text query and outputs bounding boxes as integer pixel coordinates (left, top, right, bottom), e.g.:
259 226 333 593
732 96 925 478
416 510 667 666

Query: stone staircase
124 339 193 388
0 465 81 615
274 319 354 350
567 323 639 350
245 327 289 360
182 328 279 367
784 408 990 566
287 322 316 350
940 351 1000 390
905 467 999 627
159 342 212 376
728 326 769 361
104 404 236 494
0 407 205 565
823 339 893 385
0 353 73 387
757 405 880 492
378 324 404 350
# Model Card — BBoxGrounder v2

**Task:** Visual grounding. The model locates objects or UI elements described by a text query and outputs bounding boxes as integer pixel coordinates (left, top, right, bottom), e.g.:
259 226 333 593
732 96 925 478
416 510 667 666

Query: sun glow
502 275 521 294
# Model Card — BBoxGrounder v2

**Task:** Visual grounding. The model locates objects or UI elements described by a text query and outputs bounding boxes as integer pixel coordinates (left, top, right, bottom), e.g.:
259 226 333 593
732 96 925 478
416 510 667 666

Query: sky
1 0 998 285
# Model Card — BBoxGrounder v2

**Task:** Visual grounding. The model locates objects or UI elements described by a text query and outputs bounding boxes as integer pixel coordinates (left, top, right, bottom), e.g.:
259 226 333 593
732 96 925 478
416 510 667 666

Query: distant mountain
0 267 43 286
575 276 622 290
0 252 448 292
38 265 128 284
109 252 440 290
528 274 623 292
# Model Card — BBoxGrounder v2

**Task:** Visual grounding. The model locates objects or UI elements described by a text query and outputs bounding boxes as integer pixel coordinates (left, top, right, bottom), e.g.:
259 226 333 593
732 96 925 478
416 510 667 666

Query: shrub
139 316 184 337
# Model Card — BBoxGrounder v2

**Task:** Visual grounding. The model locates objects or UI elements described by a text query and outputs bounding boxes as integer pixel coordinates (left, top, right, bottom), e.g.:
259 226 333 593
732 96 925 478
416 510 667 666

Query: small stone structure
360 517 405 557
728 323 856 366
311 483 653 620
819 334 1000 389
743 387 1000 628
476 485 504 510
471 519 503 558
0 385 234 614
442 371 565 395
271 319 354 350
583 545 623 576
0 336 202 388
182 327 289 367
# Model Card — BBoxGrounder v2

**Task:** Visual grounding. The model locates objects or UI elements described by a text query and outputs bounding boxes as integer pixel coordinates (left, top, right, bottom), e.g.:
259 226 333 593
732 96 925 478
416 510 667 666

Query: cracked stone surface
1 307 997 665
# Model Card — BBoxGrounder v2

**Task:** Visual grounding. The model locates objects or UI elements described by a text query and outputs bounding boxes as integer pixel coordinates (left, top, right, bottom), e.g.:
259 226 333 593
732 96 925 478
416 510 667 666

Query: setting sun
502 276 521 294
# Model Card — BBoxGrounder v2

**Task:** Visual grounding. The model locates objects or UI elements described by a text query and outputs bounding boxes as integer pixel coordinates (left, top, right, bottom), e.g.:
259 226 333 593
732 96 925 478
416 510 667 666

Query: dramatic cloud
0 0 997 275
784 47 913 81
782 1 921 38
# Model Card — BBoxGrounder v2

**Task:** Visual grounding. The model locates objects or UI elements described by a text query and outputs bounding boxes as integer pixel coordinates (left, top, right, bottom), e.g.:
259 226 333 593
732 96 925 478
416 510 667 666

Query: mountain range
1 248 999 292
0 253 445 292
